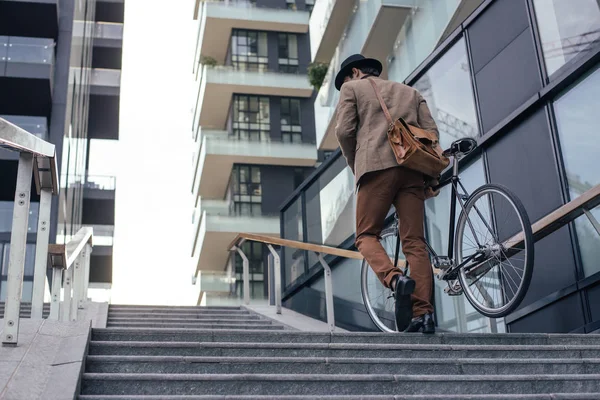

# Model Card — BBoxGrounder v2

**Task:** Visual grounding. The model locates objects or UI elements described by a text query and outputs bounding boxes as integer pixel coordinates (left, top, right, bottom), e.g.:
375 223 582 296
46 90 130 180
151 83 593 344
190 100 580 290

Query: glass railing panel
198 271 236 293
2 36 55 65
84 175 117 191
0 202 39 233
0 115 48 141
281 196 304 289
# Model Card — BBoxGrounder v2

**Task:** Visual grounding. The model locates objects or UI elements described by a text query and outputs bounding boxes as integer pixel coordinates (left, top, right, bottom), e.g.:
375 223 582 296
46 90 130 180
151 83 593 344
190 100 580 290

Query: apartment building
190 0 320 305
0 0 124 301
278 0 600 334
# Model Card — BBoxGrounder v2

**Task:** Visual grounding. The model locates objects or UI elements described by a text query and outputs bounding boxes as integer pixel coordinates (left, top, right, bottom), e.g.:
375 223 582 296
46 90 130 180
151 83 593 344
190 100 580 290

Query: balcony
0 0 59 39
94 22 124 47
0 36 55 117
90 68 121 96
193 130 317 200
192 198 279 274
197 65 313 130
309 0 354 63
195 0 309 65
314 0 413 149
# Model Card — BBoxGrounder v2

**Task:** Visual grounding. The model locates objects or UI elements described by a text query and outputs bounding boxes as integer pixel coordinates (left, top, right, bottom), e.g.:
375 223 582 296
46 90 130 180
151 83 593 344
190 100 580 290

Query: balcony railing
0 118 95 346
0 36 55 66
84 175 117 191
0 115 48 141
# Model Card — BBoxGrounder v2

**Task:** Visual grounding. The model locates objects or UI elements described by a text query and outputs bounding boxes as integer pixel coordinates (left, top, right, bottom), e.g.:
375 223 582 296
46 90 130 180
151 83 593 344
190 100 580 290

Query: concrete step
91 329 600 346
109 305 242 312
87 341 600 359
106 318 271 325
106 313 259 320
104 323 285 330
85 355 600 375
78 395 600 400
78 373 600 396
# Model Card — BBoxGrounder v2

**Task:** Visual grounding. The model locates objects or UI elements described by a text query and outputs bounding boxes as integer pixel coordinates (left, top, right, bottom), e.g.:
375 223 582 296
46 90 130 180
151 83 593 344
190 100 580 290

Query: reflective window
282 196 305 288
278 33 299 73
232 95 270 141
281 98 302 143
413 38 479 150
231 29 268 72
533 0 600 78
387 0 464 83
230 165 262 216
424 157 505 333
554 64 600 277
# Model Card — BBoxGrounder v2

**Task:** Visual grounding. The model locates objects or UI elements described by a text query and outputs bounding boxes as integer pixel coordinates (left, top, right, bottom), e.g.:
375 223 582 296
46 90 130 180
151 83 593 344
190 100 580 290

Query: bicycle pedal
433 256 453 270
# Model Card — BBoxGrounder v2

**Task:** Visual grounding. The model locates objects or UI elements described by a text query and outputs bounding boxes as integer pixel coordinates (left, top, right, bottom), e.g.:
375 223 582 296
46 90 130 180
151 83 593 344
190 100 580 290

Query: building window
280 98 302 143
554 64 600 278
278 33 299 73
533 0 600 79
231 165 262 216
286 0 297 10
412 38 479 150
234 241 266 299
305 0 314 12
232 95 270 141
231 29 268 72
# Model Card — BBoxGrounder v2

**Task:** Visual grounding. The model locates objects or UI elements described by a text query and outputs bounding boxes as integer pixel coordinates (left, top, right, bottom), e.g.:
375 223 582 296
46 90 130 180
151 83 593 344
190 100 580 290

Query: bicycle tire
456 183 534 318
361 227 400 332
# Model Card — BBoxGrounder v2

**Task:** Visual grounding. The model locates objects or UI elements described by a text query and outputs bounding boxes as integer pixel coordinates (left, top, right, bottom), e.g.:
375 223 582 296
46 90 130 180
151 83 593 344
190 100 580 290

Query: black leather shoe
392 275 415 331
404 312 435 334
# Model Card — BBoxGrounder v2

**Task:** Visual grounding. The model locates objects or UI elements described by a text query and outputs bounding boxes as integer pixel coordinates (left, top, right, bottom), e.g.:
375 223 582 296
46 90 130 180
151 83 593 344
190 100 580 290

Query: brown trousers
355 166 434 317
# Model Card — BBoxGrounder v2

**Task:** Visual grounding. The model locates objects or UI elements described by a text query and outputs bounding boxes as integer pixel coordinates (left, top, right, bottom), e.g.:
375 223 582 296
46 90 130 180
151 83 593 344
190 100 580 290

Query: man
334 54 436 334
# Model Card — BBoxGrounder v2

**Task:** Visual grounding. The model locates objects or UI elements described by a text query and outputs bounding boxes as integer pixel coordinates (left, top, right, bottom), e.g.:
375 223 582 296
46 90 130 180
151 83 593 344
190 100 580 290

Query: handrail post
233 246 250 305
71 253 83 320
31 188 52 319
49 268 62 320
61 267 73 322
316 252 335 333
81 244 92 308
2 153 34 346
267 244 281 314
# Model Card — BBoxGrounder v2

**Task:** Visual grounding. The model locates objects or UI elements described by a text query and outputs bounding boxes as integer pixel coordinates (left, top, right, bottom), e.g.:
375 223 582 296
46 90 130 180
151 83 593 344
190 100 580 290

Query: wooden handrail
229 233 363 260
48 227 94 270
505 184 600 250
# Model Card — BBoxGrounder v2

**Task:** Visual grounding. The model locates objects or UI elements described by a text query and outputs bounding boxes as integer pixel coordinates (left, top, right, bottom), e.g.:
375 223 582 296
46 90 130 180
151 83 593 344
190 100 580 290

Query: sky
88 0 198 305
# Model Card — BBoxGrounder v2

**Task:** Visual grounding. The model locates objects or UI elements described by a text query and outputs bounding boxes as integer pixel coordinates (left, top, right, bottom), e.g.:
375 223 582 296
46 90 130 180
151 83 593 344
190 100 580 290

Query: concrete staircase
0 302 50 318
78 305 600 399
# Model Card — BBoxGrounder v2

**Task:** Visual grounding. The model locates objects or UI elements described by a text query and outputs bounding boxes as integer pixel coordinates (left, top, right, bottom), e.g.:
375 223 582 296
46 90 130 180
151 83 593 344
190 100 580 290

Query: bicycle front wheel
456 183 534 318
361 227 402 332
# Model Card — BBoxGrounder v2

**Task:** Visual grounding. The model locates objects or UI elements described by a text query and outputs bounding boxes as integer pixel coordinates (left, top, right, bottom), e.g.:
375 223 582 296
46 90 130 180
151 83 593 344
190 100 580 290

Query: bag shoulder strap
368 78 393 126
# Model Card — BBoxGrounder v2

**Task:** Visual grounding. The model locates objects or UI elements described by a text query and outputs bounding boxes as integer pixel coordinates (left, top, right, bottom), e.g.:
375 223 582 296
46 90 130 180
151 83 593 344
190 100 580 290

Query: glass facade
229 165 262 216
285 0 600 333
278 33 299 73
231 29 269 72
554 64 600 278
234 241 266 299
280 98 302 143
387 0 462 83
57 0 96 243
231 95 270 141
413 38 479 150
533 0 600 78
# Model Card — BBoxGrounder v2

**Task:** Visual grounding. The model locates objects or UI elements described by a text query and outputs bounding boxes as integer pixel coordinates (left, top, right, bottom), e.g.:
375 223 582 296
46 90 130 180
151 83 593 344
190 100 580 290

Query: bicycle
361 138 534 332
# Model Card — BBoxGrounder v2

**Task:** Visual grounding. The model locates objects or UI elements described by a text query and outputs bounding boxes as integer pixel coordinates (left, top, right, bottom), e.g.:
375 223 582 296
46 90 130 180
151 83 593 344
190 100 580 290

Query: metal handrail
48 227 94 322
229 233 364 333
0 118 87 347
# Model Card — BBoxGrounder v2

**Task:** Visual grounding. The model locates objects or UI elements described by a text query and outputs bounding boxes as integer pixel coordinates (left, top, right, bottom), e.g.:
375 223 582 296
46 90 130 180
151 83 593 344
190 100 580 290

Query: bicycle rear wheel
455 183 534 318
361 227 402 332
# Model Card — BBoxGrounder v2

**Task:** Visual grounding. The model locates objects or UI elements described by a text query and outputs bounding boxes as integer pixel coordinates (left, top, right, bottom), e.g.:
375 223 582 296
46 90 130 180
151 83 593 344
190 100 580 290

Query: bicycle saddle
443 138 478 157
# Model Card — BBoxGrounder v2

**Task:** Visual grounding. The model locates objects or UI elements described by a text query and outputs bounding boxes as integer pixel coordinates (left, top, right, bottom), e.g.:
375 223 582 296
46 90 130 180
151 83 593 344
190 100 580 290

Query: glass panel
0 202 40 233
424 157 505 333
258 33 268 57
533 0 600 78
5 36 54 65
282 197 304 288
288 34 298 59
413 38 479 150
554 64 600 277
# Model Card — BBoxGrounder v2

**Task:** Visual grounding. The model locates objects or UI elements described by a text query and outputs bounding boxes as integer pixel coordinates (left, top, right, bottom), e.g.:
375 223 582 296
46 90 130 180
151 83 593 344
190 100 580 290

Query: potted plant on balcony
308 62 329 91
200 56 218 67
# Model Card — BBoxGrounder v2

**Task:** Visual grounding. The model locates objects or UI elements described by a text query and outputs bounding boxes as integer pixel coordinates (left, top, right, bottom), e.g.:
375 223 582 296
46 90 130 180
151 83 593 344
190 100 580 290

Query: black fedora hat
335 54 382 91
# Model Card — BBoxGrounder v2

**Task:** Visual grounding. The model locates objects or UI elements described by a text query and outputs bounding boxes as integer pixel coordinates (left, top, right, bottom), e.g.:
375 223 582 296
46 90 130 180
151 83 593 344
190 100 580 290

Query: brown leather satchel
368 79 449 184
